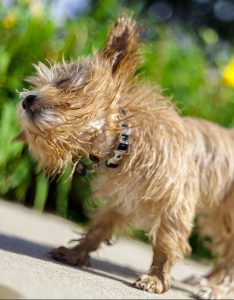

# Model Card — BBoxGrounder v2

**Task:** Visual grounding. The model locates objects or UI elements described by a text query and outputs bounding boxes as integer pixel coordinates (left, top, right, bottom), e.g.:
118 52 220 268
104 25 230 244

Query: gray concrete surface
0 199 216 299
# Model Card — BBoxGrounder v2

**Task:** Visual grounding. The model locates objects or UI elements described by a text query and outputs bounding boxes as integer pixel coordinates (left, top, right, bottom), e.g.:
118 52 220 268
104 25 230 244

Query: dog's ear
100 10 142 78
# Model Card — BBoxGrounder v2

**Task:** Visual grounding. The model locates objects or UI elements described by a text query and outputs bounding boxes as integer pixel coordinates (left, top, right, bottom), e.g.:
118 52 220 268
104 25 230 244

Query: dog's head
17 12 141 175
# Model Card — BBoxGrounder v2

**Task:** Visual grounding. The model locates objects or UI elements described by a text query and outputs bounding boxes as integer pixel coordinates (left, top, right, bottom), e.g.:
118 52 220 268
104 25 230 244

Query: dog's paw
196 285 227 300
183 275 208 287
49 246 90 267
133 274 170 294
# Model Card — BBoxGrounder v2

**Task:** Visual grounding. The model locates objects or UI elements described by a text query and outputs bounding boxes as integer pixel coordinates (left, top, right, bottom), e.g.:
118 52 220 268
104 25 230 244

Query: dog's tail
100 10 142 77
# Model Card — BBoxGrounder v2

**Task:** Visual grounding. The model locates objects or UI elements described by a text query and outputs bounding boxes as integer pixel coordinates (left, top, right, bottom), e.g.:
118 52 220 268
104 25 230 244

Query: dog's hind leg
193 188 234 299
196 219 234 299
196 263 234 299
50 204 127 266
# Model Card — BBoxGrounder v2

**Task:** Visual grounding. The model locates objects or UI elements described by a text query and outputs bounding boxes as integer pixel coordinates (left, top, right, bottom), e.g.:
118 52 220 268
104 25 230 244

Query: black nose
22 94 37 110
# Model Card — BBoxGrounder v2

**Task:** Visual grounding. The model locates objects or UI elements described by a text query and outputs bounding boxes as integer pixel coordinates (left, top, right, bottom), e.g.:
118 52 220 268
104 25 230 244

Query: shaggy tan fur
17 11 234 299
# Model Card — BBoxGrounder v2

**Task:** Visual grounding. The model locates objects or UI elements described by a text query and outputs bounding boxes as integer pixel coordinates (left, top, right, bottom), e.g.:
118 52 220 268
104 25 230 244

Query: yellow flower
222 58 234 88
3 15 16 29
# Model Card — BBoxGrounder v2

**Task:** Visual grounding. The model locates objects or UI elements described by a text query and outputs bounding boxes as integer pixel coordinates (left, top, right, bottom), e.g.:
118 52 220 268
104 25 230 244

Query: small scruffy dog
17 12 234 299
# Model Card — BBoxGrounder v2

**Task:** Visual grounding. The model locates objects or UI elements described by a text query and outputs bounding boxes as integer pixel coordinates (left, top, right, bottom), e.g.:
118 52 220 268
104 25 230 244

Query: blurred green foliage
1 0 234 260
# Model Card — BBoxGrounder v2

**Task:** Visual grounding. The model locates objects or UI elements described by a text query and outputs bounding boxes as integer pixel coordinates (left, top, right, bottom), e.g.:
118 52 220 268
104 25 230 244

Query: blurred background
1 0 234 260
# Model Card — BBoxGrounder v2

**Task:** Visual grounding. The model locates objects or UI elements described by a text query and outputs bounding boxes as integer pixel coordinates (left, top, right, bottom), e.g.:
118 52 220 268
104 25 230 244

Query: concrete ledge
0 199 217 299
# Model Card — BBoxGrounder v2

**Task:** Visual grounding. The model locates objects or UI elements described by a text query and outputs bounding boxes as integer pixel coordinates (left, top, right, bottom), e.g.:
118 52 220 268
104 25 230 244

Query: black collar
106 119 131 168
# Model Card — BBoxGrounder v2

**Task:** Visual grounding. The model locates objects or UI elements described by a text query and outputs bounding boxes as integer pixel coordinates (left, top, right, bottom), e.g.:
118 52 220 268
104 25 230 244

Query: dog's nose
22 95 37 110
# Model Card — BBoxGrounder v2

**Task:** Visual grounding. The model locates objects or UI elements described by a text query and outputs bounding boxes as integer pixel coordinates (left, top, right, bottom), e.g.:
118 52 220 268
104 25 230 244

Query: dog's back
183 116 234 207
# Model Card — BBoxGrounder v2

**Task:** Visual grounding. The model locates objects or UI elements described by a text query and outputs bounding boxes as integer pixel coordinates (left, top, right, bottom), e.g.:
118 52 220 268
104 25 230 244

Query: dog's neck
86 108 131 169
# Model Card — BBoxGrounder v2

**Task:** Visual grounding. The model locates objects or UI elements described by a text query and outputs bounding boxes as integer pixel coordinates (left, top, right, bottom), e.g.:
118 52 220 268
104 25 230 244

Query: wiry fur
17 11 234 299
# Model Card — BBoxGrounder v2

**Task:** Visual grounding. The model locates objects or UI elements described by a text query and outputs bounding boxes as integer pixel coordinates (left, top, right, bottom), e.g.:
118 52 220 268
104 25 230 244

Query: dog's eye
55 78 70 88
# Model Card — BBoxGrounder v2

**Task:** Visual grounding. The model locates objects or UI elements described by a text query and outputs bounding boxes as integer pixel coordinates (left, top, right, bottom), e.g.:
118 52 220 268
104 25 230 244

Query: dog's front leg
133 240 173 293
50 205 125 266
134 213 192 294
134 247 171 293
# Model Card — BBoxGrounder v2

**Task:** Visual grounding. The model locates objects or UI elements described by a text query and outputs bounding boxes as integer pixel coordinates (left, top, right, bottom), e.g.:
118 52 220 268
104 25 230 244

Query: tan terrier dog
17 12 234 299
